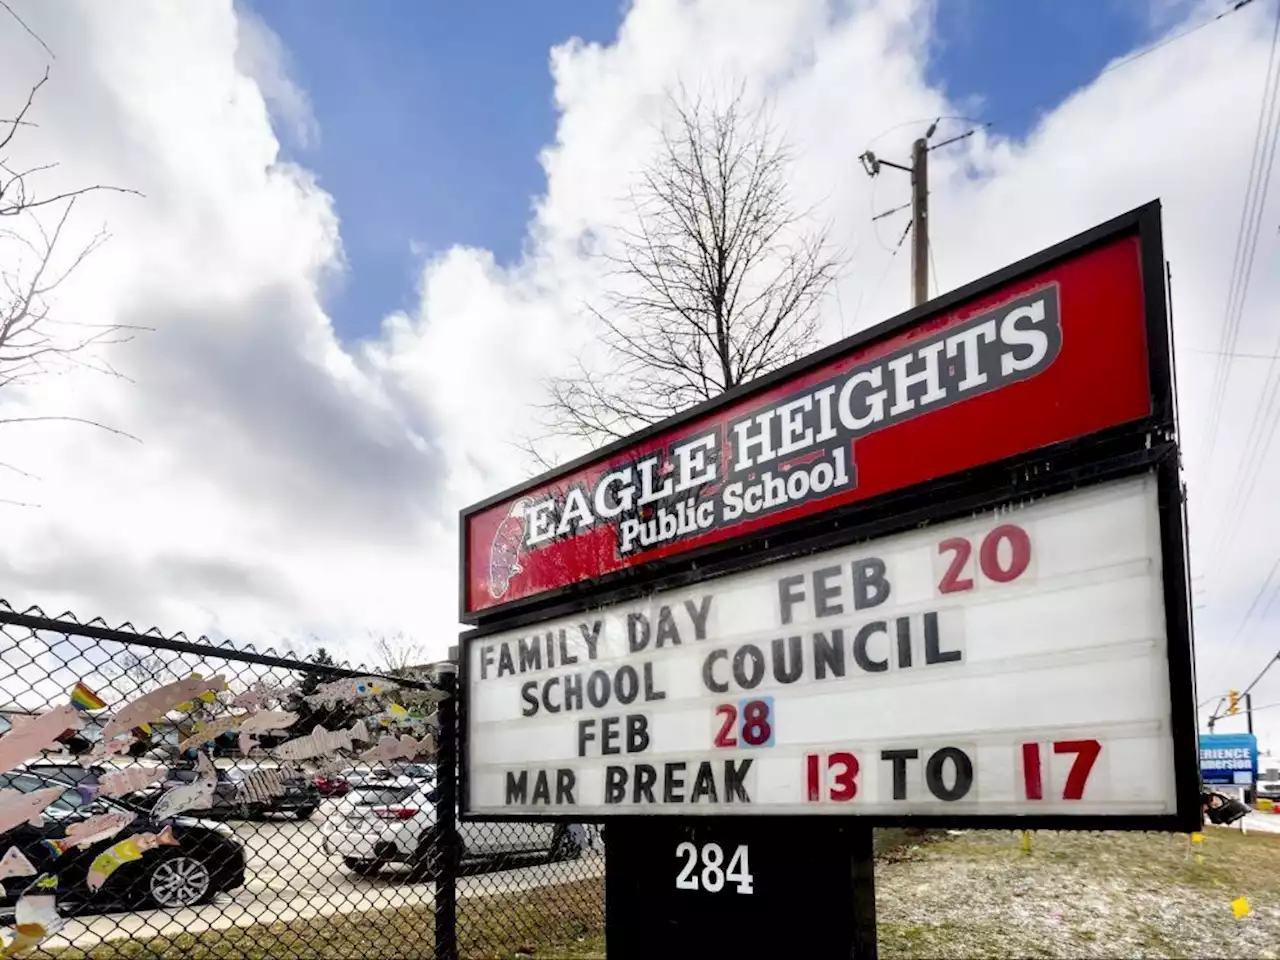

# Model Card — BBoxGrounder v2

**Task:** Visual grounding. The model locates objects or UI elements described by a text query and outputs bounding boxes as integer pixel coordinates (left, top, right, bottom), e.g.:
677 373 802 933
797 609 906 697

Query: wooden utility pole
860 120 983 307
911 137 929 307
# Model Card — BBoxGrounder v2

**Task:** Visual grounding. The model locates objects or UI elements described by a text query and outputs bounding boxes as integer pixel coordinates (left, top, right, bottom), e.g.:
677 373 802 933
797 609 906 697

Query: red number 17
1022 739 1102 801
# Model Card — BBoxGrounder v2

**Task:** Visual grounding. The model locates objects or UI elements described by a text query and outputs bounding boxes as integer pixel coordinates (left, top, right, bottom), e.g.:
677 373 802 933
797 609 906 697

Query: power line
1098 0 1266 80
1198 0 1280 482
1205 551 1280 694
1196 2 1280 612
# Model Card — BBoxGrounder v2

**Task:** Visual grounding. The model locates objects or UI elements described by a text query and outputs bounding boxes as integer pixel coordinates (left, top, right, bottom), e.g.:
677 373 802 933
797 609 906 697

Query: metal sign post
456 202 1197 959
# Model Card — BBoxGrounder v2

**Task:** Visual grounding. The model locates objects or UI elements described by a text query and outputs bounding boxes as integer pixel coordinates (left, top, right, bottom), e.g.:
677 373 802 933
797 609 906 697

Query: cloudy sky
0 0 1278 746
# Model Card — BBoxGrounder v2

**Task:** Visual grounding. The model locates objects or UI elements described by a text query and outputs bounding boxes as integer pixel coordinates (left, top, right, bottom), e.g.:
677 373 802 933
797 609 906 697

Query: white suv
320 782 582 877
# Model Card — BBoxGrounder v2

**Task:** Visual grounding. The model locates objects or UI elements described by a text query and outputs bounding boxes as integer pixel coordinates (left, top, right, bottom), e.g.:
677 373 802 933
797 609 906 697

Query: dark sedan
0 771 246 914
136 763 319 821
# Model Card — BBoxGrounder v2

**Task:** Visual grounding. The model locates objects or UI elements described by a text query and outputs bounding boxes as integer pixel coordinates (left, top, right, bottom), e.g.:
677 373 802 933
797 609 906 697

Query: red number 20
939 524 1032 593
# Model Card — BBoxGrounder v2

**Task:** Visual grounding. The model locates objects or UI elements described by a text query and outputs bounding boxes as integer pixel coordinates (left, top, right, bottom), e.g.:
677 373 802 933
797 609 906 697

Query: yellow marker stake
1021 830 1032 853
1232 897 1251 919
1191 832 1204 845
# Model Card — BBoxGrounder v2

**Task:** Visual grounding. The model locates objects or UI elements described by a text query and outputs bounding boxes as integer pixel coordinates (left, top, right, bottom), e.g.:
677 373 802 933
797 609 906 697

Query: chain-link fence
0 603 605 959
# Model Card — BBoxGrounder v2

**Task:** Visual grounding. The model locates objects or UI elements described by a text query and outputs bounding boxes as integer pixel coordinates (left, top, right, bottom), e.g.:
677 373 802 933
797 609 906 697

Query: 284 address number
675 842 753 895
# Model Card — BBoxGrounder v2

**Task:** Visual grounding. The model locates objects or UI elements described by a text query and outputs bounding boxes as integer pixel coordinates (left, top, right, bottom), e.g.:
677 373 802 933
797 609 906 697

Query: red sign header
462 212 1163 620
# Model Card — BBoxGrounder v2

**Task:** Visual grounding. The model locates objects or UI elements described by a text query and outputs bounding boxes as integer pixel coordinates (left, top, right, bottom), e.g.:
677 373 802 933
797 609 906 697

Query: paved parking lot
43 816 604 949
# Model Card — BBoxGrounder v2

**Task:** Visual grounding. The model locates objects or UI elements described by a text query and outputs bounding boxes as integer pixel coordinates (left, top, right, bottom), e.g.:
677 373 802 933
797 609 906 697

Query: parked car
340 763 435 791
0 771 245 912
223 766 319 820
315 772 351 798
319 781 580 878
1257 768 1280 801
140 762 319 821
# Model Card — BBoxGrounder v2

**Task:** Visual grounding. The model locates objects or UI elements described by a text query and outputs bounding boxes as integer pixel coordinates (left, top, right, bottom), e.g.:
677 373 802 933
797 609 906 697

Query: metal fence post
434 668 459 960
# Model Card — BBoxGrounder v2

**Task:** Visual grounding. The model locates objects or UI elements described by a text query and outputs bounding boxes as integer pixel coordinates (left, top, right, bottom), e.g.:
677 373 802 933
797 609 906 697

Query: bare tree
0 20 144 487
529 85 842 460
372 631 426 677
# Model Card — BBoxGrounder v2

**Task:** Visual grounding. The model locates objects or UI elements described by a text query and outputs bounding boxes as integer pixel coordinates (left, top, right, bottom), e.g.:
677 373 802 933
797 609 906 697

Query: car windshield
350 785 416 806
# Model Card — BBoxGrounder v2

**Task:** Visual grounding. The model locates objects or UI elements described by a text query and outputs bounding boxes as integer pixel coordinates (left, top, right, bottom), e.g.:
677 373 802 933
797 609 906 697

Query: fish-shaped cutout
178 715 244 752
2 923 48 958
235 770 287 803
348 719 372 744
87 738 135 764
94 674 228 756
489 497 533 599
236 710 299 755
0 706 85 776
360 733 435 764
86 826 178 892
6 873 61 957
96 765 168 799
0 787 67 834
0 846 36 880
63 812 136 848
303 677 397 710
274 724 354 761
151 753 217 820
231 682 281 711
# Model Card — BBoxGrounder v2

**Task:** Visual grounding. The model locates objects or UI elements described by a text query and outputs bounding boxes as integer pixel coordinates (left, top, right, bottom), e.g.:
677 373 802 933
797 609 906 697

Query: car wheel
407 838 445 882
548 826 582 863
149 853 214 908
343 857 385 877
296 806 317 820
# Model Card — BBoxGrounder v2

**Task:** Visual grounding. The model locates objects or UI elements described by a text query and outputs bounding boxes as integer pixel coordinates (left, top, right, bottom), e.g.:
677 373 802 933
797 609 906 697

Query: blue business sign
1199 733 1258 786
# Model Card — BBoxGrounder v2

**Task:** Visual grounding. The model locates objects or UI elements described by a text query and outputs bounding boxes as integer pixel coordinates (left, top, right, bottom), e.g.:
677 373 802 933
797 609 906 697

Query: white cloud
2 0 1279 748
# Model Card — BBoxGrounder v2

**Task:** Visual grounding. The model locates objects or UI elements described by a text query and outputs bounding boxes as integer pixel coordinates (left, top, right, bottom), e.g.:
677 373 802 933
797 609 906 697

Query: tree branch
534 82 843 454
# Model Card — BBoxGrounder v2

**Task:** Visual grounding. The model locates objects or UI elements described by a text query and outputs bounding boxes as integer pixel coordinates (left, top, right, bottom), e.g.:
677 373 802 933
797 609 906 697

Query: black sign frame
457 199 1199 834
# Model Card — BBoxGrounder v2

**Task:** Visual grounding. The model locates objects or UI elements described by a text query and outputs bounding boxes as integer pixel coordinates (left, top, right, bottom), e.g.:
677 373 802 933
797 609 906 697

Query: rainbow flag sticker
69 682 106 712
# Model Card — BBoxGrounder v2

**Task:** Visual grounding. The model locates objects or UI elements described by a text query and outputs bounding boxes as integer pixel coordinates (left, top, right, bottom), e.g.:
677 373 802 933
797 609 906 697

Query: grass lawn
876 827 1280 959
42 879 605 960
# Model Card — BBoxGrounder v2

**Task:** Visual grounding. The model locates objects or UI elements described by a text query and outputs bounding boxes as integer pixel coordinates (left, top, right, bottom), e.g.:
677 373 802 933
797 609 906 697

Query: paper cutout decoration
235 770 287 803
360 733 435 764
88 738 135 763
0 787 67 833
347 719 374 745
69 682 106 712
151 753 217 821
86 826 178 892
0 706 86 776
5 873 61 957
1232 896 1251 919
236 710 299 755
231 682 281 711
93 674 228 757
97 765 168 799
63 812 136 848
178 715 244 752
0 846 36 880
275 725 356 762
304 676 397 709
